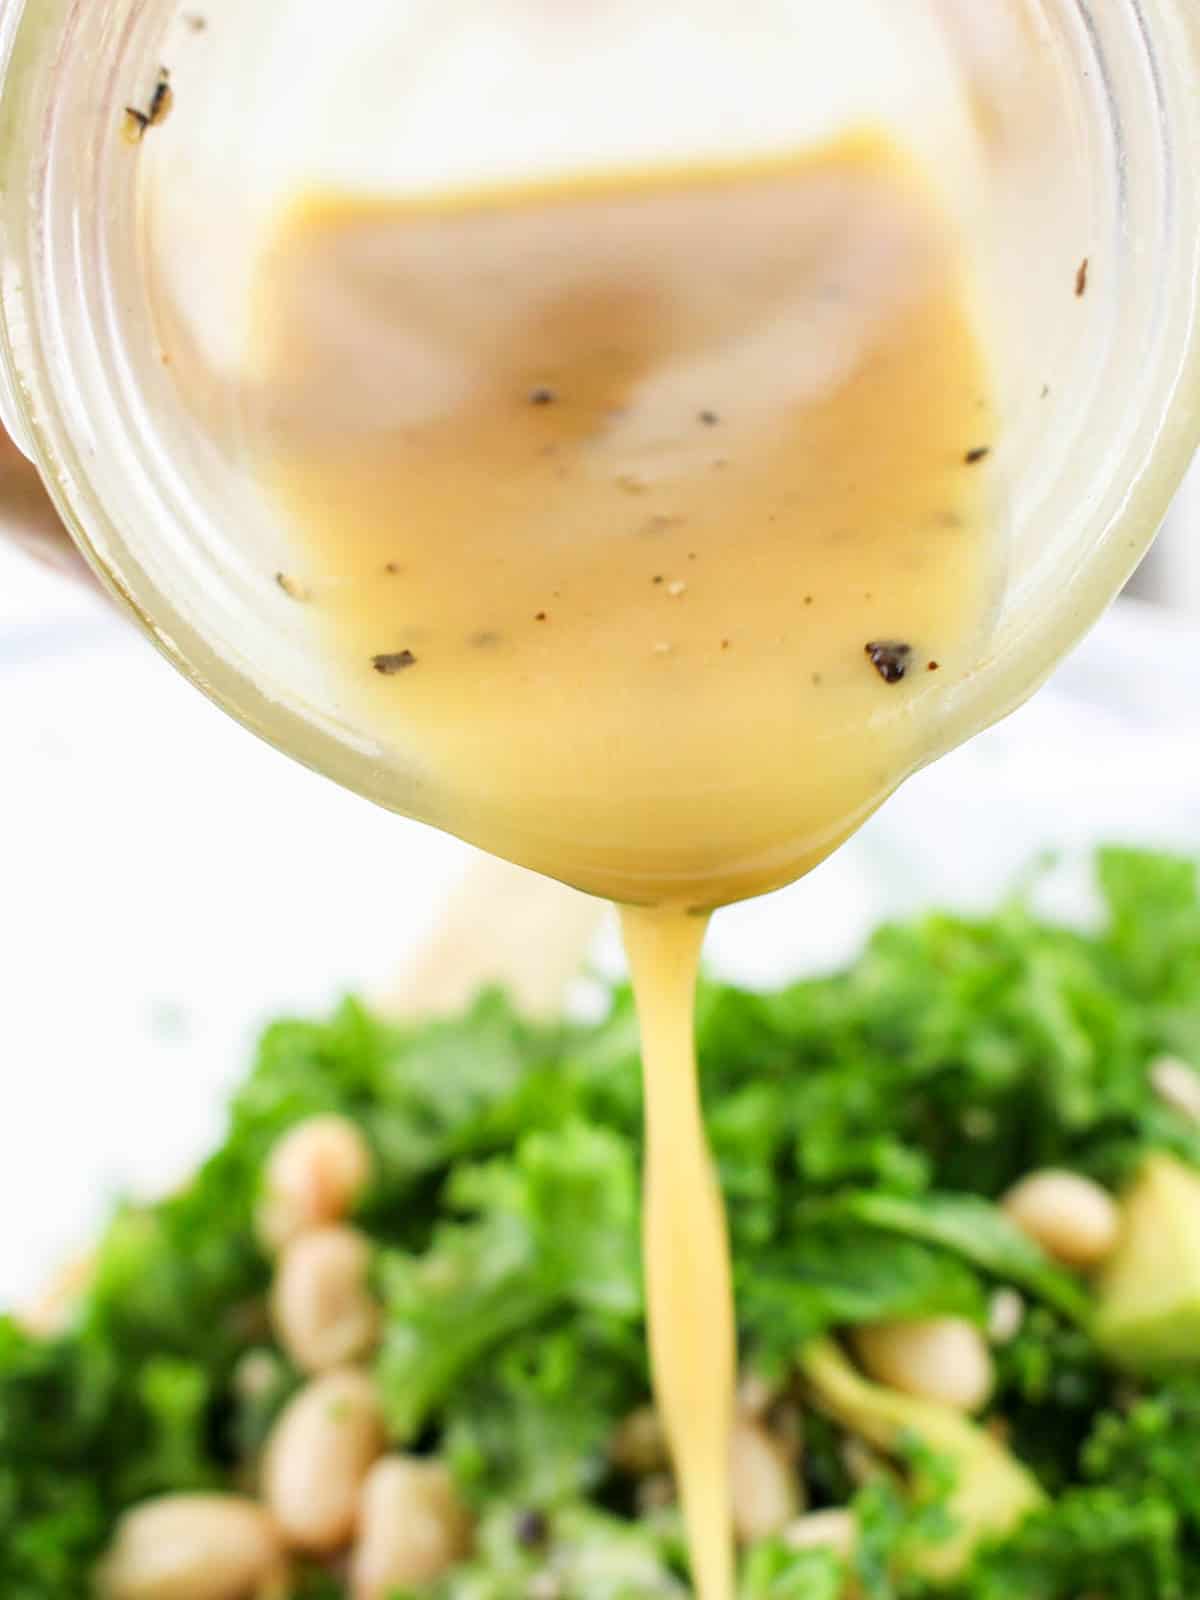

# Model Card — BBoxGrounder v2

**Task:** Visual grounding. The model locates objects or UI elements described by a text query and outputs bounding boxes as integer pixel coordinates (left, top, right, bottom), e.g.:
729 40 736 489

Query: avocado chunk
1094 1151 1200 1376
801 1338 1044 1580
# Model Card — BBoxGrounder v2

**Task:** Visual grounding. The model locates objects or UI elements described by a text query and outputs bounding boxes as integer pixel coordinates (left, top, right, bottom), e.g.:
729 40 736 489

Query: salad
5 846 1200 1600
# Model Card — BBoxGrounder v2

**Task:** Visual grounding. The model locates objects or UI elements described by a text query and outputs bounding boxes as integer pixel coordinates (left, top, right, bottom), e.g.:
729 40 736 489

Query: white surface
1156 461 1200 613
1 553 477 1303
2 546 1199 1305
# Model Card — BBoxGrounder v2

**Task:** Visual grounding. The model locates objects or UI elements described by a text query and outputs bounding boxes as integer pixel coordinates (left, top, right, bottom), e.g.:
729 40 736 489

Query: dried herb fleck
275 571 310 602
150 71 173 121
1075 257 1089 298
372 650 417 675
865 640 913 684
698 409 720 426
183 12 207 30
964 446 990 466
124 68 173 143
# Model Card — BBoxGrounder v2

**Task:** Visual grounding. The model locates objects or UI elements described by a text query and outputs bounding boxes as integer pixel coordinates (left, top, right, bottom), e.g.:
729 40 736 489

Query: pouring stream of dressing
235 135 997 1598
623 906 733 1600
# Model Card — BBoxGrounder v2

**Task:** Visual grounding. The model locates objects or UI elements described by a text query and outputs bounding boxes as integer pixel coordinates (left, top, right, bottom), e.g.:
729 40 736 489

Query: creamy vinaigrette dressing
250 136 996 1599
622 906 735 1600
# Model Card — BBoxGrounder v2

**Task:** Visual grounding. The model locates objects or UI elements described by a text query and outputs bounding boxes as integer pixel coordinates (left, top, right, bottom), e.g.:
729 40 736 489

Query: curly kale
2 849 1200 1598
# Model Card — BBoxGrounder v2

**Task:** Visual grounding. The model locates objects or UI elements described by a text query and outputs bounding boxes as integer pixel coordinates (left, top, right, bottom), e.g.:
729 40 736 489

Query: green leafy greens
3 847 1200 1598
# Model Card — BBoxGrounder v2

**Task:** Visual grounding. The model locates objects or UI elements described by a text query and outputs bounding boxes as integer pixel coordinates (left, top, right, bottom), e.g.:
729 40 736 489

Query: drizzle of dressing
249 136 997 1598
623 904 733 1600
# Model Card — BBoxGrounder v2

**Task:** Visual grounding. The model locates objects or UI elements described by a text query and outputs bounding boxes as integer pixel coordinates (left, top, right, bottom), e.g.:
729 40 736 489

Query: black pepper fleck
865 640 913 684
124 68 173 142
964 446 991 466
372 650 417 675
383 562 402 575
698 410 719 426
529 386 557 406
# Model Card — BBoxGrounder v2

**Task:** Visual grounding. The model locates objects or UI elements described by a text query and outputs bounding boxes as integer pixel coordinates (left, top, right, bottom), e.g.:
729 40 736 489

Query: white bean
96 1494 284 1600
852 1317 993 1413
350 1456 473 1599
262 1369 385 1553
257 1116 373 1254
783 1508 857 1559
987 1287 1026 1345
271 1225 380 1374
730 1418 801 1544
1150 1056 1200 1124
19 1252 94 1338
1001 1169 1119 1267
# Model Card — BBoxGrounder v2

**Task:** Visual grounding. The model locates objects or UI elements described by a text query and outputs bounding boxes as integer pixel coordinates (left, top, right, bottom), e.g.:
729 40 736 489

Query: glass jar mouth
0 0 1196 834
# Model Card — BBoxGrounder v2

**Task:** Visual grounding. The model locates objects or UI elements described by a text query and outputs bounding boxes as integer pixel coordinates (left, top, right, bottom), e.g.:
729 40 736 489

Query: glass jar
0 0 1196 836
